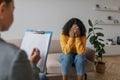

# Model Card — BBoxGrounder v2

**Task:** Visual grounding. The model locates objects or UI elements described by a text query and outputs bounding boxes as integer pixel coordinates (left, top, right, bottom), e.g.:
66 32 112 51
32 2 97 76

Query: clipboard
20 29 52 72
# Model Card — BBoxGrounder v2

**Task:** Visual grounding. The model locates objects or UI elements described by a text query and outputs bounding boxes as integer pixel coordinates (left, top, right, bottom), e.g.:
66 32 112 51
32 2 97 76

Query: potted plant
87 19 106 73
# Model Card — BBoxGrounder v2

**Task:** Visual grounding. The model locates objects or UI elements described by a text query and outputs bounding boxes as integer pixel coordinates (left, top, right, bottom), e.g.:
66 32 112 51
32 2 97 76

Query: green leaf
98 51 103 58
96 32 104 37
94 41 100 51
100 49 106 54
87 33 91 39
97 48 105 59
89 36 97 44
101 43 105 48
95 45 100 52
98 39 104 41
88 28 93 33
97 42 104 48
88 19 93 27
94 28 103 30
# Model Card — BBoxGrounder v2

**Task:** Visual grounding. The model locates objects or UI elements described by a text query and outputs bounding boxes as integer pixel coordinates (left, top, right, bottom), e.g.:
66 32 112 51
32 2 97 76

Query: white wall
1 0 120 46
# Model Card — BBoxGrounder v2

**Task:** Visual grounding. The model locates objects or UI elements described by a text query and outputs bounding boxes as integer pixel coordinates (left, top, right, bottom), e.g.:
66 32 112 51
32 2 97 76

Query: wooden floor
87 55 120 80
47 56 120 80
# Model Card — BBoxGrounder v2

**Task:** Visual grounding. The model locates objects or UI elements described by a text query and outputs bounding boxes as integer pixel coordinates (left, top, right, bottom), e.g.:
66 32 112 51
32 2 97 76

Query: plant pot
96 62 106 73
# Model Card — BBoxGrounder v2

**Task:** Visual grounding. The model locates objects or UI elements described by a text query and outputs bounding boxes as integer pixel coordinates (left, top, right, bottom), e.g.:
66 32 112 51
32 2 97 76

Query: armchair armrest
84 47 95 62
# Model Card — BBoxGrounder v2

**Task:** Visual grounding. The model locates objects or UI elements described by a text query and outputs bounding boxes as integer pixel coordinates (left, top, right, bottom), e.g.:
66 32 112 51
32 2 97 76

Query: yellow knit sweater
60 34 86 54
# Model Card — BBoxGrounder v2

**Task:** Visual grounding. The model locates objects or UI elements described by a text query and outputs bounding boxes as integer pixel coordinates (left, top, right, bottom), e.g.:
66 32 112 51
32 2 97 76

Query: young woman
59 18 87 80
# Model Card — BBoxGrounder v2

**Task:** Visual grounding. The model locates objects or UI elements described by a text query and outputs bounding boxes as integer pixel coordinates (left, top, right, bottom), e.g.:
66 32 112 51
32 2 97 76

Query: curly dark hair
0 0 12 4
62 18 86 36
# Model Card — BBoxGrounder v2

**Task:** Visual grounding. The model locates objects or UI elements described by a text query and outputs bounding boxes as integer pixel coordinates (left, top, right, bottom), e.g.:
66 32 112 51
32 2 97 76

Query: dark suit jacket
0 38 34 80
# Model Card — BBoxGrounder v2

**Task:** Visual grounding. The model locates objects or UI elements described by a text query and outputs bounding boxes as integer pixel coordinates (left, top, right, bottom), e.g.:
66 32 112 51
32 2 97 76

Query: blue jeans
39 73 48 80
59 53 86 75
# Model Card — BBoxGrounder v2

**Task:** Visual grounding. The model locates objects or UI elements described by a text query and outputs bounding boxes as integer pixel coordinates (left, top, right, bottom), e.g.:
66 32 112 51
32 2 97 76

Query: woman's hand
72 24 80 38
74 28 80 37
69 24 81 38
69 29 75 38
30 48 41 65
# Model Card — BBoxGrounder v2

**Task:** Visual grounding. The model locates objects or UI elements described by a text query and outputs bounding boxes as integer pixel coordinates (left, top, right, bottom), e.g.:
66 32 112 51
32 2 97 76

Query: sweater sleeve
75 36 86 54
60 34 74 54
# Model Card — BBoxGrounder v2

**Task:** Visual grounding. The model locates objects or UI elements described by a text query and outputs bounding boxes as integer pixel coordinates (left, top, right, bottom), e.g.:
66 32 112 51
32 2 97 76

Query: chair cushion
46 53 61 73
85 47 95 62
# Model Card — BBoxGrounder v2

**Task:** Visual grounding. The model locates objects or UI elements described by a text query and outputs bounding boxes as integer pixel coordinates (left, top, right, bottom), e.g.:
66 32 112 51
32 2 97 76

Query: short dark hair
62 18 86 36
0 0 12 4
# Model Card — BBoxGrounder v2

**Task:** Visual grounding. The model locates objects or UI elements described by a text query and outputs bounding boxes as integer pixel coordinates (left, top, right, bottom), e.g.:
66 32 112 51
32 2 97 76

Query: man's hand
30 48 41 65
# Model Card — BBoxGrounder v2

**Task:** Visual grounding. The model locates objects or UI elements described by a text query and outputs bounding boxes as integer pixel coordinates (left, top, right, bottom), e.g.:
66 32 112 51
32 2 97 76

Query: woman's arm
60 34 75 54
75 36 86 54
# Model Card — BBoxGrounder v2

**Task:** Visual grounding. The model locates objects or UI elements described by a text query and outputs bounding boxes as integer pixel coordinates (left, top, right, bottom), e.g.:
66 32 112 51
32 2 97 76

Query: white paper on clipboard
20 29 52 72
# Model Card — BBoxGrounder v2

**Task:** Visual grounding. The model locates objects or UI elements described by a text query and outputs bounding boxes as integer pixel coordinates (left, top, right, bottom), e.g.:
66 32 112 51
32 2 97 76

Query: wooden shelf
95 8 120 12
96 23 120 25
95 20 120 25
94 6 120 25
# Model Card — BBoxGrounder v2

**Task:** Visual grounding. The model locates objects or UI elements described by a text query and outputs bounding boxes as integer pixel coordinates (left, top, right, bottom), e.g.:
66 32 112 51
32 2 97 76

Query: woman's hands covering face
69 24 80 38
